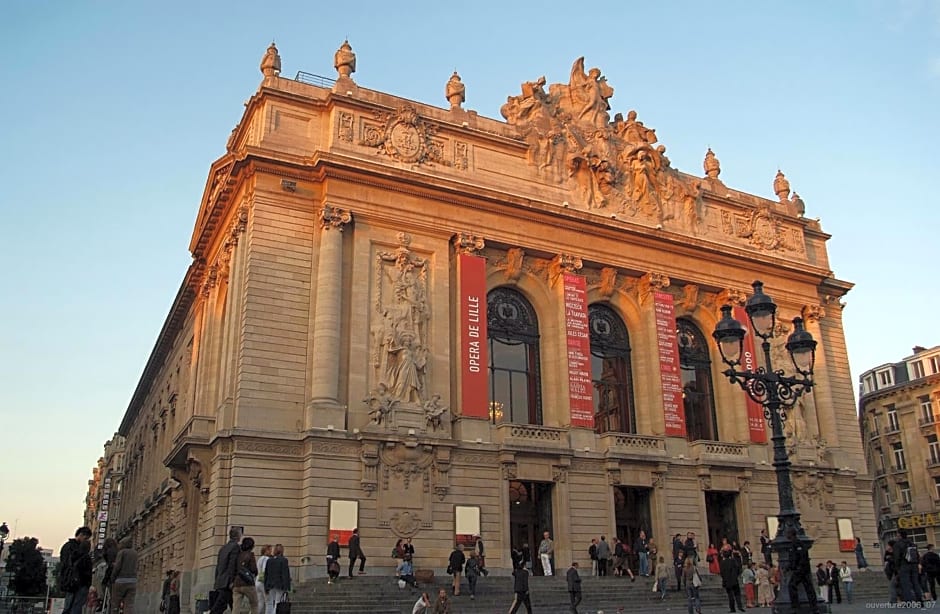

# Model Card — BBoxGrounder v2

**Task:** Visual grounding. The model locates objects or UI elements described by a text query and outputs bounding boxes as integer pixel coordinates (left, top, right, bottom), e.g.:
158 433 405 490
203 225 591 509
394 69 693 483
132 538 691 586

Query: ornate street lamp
712 281 818 613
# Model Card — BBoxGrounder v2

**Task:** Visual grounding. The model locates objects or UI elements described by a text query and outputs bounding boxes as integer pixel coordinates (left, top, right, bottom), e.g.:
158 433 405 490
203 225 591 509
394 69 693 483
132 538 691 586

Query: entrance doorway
508 481 553 574
614 486 652 573
705 491 739 548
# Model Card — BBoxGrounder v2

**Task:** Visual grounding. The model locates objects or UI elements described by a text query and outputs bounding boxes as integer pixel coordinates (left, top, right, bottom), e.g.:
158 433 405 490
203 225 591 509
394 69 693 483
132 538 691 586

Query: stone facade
106 42 874 609
859 345 940 546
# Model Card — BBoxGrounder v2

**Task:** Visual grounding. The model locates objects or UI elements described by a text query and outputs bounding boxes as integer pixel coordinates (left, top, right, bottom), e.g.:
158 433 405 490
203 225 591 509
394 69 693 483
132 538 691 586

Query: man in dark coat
893 529 924 603
59 526 93 614
566 561 582 614
347 528 366 577
922 544 940 601
326 534 341 584
209 526 242 614
720 549 745 612
508 563 533 614
786 529 820 614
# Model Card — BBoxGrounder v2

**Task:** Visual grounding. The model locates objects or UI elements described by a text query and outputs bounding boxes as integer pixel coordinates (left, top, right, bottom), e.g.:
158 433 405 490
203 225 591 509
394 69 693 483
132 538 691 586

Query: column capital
320 205 352 230
452 232 485 255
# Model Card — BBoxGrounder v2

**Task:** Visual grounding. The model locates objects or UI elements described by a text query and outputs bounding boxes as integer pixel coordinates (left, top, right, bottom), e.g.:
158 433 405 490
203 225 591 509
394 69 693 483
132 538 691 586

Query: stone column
306 205 352 430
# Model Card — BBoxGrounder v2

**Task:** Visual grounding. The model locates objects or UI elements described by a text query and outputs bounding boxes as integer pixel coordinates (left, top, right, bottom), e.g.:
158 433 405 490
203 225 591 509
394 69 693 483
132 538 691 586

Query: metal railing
294 71 336 88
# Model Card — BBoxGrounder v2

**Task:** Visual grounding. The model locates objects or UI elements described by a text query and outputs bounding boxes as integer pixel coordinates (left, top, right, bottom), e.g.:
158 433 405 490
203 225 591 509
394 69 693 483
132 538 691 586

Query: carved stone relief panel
367 441 451 537
359 106 449 166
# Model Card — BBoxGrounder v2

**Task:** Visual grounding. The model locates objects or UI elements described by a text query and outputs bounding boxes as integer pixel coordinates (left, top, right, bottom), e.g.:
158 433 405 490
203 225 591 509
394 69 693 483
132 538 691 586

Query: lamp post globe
712 282 818 614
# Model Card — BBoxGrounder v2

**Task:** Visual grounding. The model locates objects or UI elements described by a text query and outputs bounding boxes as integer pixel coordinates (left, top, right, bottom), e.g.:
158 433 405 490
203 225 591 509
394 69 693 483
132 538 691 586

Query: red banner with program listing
654 291 686 437
458 253 489 418
563 273 594 428
735 306 767 443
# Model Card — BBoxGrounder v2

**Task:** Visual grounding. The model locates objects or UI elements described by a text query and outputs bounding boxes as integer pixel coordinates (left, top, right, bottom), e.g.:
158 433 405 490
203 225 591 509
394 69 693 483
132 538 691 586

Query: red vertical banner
563 273 594 428
735 306 767 443
654 292 686 437
458 253 489 418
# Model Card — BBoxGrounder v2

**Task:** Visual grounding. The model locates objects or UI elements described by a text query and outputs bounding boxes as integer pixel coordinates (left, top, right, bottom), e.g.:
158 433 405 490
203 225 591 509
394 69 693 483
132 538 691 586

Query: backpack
905 543 920 564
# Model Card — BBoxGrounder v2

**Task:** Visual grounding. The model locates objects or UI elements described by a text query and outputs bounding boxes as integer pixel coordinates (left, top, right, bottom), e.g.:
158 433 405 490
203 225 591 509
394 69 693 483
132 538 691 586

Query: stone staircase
280 569 891 613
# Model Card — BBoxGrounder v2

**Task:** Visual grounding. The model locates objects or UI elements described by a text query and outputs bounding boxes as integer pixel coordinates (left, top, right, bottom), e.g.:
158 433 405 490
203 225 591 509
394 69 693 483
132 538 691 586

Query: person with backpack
233 537 259 614
893 529 925 603
59 526 94 614
922 544 940 601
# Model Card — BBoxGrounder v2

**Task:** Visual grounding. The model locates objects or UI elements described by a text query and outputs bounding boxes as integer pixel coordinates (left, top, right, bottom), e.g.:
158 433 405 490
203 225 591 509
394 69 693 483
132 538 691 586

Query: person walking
854 536 869 571
475 535 488 575
165 570 181 614
255 545 271 614
922 544 940 600
508 563 533 614
839 560 854 604
465 551 482 599
588 538 599 576
682 557 702 614
326 535 341 585
210 526 242 614
654 555 671 600
893 528 924 603
109 538 138 614
539 531 554 576
448 543 465 596
884 540 898 604
347 528 367 577
263 544 291 614
596 536 610 577
567 561 582 614
785 529 820 614
412 592 431 614
719 548 745 613
706 544 720 575
683 532 699 565
815 563 829 603
232 537 259 614
59 526 94 614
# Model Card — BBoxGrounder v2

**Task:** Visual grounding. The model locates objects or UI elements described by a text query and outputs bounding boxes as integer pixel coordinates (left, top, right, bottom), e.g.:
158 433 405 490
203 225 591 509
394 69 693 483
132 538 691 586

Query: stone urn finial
334 40 356 80
445 71 466 110
774 169 791 202
260 42 281 80
703 148 720 179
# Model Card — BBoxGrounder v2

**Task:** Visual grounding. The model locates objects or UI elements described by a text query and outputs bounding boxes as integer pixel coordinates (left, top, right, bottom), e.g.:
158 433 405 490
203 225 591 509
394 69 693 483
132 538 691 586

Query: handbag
275 594 291 614
446 564 453 575
692 570 702 588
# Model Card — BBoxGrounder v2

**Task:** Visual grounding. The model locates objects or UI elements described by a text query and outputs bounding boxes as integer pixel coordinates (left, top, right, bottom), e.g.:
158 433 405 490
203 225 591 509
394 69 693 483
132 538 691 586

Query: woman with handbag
682 557 702 614
263 544 291 614
233 538 259 614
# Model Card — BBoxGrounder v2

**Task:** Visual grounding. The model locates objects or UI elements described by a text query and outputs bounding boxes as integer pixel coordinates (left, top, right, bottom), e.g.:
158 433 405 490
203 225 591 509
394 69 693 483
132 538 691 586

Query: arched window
487 287 542 425
589 304 636 434
676 318 718 441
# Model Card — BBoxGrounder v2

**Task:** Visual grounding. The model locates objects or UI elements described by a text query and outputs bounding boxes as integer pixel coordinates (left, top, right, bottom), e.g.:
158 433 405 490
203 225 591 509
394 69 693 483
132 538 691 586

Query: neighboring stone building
859 345 940 547
83 435 125 552
107 42 873 608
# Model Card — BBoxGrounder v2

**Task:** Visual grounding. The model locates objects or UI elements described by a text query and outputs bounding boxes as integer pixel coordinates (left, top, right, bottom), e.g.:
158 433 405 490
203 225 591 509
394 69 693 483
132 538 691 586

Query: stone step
278 573 892 613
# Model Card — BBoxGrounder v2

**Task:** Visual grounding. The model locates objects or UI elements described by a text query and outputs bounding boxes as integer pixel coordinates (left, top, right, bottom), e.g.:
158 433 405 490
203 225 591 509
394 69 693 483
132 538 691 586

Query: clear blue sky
2 1 938 551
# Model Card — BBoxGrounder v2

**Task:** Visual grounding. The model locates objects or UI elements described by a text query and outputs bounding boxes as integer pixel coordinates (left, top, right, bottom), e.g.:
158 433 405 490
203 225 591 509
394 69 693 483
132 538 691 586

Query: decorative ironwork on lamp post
712 281 818 613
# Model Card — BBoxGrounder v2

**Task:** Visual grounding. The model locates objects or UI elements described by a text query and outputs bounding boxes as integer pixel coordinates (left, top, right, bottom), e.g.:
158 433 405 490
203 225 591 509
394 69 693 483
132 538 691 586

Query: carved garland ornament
362 106 448 166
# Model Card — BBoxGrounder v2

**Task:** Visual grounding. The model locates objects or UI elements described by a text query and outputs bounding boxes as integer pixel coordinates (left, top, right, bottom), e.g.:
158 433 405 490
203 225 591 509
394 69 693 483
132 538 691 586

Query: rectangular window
887 406 900 431
934 477 940 501
892 442 906 470
930 356 940 375
921 396 935 424
929 435 940 464
912 361 926 379
899 483 912 504
865 375 876 393
328 499 359 546
878 370 893 386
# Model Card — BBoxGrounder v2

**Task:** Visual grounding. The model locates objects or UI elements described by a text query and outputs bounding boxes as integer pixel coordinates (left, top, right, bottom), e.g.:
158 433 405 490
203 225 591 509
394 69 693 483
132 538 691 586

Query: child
741 561 757 608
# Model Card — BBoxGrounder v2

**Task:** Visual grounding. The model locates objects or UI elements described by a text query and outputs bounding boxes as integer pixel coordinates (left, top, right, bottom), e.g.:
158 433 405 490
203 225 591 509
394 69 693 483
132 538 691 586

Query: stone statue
617 110 657 145
364 383 398 425
260 42 281 79
703 148 720 179
334 40 356 79
385 331 426 403
445 71 466 110
567 57 614 129
629 148 661 220
423 394 448 430
773 170 790 202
